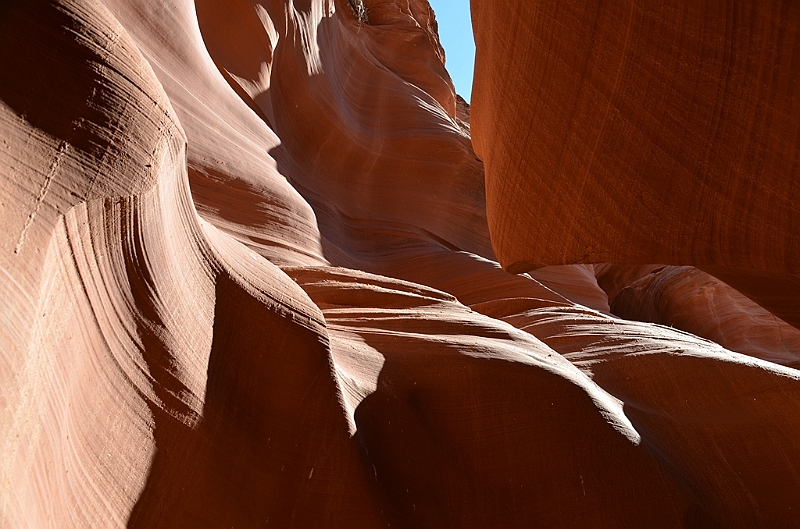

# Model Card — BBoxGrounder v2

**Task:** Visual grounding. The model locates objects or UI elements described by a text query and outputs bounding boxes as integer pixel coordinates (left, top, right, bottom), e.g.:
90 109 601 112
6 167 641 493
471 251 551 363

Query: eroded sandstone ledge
1 0 799 526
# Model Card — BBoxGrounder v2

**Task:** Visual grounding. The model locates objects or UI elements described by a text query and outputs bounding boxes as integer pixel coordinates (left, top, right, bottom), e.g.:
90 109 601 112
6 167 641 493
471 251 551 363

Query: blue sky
428 0 475 102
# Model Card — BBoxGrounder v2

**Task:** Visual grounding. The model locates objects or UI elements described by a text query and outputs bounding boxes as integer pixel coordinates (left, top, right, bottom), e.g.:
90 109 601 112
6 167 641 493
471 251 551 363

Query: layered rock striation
1 0 799 527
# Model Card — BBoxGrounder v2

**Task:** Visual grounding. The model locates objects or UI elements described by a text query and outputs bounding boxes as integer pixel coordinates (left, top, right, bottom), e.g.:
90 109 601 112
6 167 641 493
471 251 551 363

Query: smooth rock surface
471 0 800 274
2 0 799 527
612 266 800 368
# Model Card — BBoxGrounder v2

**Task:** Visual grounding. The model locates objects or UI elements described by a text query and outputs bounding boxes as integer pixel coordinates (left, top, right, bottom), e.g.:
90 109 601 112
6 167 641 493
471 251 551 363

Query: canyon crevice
2 0 799 527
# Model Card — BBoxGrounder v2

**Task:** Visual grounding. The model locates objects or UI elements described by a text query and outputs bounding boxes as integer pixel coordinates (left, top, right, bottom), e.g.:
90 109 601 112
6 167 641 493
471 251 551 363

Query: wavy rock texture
609 266 800 368
1 0 800 527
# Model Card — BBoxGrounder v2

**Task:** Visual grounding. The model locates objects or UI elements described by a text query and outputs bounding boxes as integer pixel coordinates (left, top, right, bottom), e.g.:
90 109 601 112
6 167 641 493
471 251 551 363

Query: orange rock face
471 0 800 274
1 0 799 527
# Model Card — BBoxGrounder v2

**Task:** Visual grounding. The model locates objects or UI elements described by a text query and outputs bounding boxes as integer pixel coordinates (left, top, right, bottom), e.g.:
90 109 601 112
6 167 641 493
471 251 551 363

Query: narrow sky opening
428 0 475 103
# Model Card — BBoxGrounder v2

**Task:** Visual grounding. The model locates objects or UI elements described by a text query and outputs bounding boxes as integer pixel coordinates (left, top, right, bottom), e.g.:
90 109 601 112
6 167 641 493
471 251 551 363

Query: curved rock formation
611 266 800 367
2 0 799 527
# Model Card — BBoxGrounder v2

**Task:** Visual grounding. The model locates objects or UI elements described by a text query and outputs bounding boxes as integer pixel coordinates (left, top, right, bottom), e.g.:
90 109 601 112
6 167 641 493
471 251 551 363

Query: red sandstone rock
594 263 665 304
611 266 800 367
1 0 799 527
471 0 800 274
